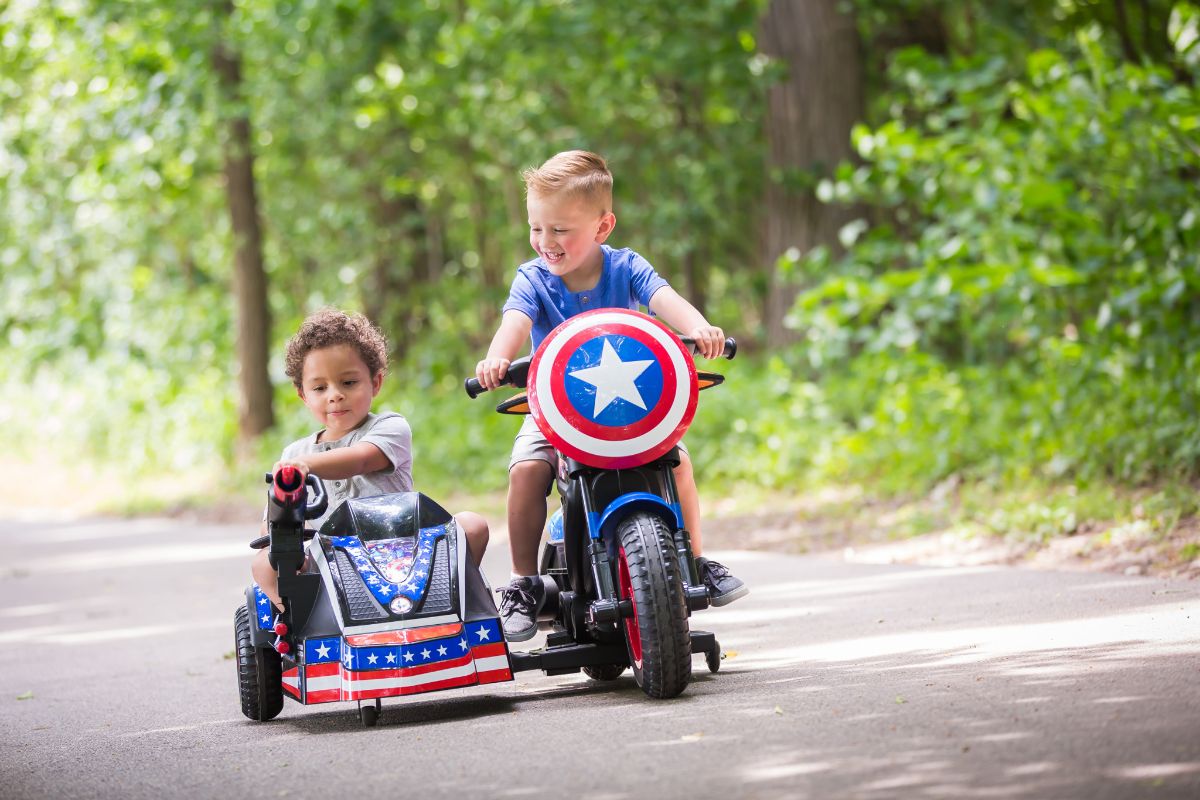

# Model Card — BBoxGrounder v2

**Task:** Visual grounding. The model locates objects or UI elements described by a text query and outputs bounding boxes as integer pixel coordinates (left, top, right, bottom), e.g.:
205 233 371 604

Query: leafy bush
784 20 1200 488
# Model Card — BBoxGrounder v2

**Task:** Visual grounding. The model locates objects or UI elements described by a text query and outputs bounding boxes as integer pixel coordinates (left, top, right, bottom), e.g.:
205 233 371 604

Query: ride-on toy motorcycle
465 308 735 699
234 308 733 724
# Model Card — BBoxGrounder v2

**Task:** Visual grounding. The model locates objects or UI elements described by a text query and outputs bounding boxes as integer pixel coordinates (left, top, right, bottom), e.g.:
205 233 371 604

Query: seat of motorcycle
317 492 454 542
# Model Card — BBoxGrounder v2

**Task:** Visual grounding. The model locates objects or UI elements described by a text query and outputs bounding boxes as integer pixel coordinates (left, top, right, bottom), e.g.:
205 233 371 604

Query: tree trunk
212 8 273 441
760 0 864 347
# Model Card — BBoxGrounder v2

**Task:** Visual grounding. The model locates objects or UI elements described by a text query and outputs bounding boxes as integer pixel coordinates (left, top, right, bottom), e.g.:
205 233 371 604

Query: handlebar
464 336 736 398
680 336 737 360
265 468 329 521
464 356 532 399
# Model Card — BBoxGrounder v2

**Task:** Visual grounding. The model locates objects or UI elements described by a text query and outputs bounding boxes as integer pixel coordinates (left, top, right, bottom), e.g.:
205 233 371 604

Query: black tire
235 605 284 721
616 512 691 699
706 644 721 674
360 704 379 727
582 664 627 681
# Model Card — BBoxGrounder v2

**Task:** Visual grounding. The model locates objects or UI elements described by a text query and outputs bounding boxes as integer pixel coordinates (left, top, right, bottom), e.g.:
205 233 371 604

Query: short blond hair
522 150 613 214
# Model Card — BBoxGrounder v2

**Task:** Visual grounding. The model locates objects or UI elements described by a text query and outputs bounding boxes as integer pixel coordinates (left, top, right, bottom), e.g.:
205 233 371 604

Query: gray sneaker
698 557 748 607
497 576 545 642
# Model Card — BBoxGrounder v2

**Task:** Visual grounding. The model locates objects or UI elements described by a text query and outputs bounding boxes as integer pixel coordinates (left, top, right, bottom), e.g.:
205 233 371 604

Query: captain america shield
528 309 698 469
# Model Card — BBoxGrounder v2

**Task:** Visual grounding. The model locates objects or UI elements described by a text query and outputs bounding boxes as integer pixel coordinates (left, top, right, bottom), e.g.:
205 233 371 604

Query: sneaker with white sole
697 557 748 607
497 575 545 642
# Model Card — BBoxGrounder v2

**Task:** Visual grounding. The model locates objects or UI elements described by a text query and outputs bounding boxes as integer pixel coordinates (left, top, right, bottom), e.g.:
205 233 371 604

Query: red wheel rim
617 546 642 668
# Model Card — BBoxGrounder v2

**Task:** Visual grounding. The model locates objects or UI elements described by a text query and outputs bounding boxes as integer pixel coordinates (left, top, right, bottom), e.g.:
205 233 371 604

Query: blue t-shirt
502 245 670 350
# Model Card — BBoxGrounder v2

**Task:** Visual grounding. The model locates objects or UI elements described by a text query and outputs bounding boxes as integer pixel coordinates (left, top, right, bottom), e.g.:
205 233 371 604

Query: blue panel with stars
565 335 664 426
304 637 341 664
327 523 448 607
466 617 501 646
332 618 504 672
252 584 273 630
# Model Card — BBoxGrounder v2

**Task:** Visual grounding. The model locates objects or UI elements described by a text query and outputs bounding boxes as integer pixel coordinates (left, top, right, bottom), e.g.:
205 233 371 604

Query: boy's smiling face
297 344 382 441
527 192 616 289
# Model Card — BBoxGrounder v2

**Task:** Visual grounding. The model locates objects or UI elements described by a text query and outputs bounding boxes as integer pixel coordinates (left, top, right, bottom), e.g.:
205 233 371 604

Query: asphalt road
2 514 1199 799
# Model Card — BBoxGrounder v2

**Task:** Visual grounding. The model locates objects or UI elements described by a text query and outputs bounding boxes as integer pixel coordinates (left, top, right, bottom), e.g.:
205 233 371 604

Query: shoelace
702 560 731 580
497 584 537 615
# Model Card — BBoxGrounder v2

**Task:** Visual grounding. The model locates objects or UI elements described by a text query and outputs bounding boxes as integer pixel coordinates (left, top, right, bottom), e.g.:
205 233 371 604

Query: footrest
509 641 630 675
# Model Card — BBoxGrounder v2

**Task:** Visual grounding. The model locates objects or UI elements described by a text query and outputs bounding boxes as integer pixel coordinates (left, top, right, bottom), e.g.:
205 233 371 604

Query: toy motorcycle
465 308 734 699
234 468 513 726
234 308 733 724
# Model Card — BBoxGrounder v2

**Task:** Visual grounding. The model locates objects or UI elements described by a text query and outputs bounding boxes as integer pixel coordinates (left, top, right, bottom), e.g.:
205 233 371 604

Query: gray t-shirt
278 411 414 529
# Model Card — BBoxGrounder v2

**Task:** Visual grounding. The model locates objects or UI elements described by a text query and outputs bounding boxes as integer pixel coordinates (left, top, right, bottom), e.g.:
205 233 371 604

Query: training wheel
706 645 721 674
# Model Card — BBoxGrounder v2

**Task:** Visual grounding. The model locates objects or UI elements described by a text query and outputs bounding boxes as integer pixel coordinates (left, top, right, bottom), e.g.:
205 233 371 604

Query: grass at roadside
8 453 1196 580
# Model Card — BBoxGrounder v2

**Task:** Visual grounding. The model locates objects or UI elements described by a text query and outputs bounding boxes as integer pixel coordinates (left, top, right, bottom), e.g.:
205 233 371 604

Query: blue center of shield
564 335 664 426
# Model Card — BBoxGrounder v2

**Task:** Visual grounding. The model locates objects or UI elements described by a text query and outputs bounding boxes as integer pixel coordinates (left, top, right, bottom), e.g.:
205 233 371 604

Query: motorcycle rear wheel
616 512 691 699
582 663 627 681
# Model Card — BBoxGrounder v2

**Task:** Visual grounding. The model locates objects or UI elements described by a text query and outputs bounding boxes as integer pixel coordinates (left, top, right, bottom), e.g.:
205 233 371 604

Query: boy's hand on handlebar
272 459 312 482
475 357 511 391
687 325 726 359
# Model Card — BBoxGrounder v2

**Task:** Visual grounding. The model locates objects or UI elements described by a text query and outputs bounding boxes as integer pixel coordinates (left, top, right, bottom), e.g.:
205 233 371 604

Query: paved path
1 516 1198 799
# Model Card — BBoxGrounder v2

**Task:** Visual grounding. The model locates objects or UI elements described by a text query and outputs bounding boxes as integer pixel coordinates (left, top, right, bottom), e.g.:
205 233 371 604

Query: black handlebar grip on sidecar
680 336 738 360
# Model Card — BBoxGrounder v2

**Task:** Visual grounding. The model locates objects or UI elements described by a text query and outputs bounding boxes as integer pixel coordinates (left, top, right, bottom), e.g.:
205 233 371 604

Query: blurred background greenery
1 0 1198 543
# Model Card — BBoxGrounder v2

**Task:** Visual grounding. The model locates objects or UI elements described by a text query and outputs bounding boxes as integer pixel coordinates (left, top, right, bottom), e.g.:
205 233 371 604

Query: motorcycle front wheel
616 512 691 699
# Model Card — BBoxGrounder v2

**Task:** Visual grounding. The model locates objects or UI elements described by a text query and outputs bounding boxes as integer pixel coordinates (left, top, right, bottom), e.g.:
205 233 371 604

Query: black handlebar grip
464 377 485 399
723 337 737 360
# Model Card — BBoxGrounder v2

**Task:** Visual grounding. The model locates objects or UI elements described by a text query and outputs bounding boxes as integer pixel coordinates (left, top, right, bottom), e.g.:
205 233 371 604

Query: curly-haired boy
252 308 488 610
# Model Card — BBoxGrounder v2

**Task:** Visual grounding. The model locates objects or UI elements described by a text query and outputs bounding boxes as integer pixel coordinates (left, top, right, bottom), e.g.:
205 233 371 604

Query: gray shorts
508 415 689 470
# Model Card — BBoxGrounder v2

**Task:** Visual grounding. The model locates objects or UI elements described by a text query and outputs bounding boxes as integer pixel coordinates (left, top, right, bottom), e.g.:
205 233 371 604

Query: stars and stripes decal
252 584 273 630
282 666 301 699
295 618 511 703
327 523 448 607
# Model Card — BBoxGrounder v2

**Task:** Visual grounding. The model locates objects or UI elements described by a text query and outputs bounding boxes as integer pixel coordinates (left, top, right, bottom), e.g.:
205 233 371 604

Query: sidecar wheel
235 605 284 721
359 703 379 727
582 664 627 682
617 512 691 699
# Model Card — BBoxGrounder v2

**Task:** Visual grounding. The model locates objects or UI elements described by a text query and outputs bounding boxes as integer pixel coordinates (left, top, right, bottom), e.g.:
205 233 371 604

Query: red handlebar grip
273 466 305 505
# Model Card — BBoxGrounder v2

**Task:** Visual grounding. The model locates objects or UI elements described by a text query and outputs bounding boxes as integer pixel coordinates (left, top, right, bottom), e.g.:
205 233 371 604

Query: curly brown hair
284 308 389 389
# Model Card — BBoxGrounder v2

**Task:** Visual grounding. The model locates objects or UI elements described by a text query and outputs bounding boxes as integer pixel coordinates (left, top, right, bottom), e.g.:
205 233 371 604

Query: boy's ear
594 211 616 244
295 385 306 400
371 370 383 396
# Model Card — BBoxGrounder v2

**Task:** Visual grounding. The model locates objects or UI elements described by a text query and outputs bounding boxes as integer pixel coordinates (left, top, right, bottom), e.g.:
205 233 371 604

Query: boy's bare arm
648 286 726 359
274 442 392 482
476 310 533 389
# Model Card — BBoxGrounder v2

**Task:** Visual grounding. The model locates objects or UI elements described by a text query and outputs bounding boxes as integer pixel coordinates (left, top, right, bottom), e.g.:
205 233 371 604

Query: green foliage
787 16 1200 488
1 0 1198 522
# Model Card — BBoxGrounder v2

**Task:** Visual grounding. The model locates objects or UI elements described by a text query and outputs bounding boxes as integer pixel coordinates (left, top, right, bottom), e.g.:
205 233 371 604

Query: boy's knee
509 459 553 494
250 548 275 585
456 511 489 542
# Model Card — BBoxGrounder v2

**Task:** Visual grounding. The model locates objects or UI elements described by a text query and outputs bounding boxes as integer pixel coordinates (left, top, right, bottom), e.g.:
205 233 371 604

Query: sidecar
234 490 512 726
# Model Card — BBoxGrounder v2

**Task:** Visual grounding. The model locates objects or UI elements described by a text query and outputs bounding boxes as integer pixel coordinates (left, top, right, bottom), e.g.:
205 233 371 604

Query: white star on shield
568 339 654 417
315 642 331 660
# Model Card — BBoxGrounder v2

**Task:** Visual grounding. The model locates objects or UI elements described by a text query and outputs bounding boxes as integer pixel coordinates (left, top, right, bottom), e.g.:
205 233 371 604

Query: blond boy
475 150 747 641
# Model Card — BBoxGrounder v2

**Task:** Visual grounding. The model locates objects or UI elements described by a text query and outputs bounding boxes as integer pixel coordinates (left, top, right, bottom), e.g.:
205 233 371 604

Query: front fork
581 464 710 634
579 477 622 629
